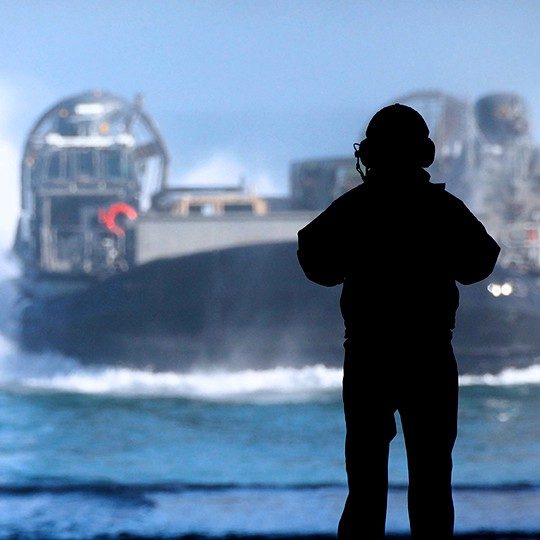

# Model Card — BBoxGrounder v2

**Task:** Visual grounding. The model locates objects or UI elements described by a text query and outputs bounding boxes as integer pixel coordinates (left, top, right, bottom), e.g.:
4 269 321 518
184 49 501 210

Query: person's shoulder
437 186 468 208
331 184 368 207
423 181 447 195
423 182 459 203
434 185 480 221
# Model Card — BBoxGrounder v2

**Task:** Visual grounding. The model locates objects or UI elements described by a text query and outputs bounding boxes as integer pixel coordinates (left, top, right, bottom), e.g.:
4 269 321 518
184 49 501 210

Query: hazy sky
0 0 539 244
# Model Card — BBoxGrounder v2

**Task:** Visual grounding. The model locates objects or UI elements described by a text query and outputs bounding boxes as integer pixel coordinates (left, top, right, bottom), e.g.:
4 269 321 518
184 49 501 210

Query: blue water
0 340 538 538
0 263 538 538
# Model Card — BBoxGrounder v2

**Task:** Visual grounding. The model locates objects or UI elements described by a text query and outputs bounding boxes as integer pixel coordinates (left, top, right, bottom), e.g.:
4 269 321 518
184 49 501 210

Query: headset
353 104 436 181
353 142 367 181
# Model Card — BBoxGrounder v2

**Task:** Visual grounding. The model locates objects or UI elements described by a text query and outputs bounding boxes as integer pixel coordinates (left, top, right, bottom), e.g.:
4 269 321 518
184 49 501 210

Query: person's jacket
297 169 501 337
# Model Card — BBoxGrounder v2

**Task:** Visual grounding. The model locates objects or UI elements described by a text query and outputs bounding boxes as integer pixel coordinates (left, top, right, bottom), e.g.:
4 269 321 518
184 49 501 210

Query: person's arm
451 198 501 285
297 200 347 287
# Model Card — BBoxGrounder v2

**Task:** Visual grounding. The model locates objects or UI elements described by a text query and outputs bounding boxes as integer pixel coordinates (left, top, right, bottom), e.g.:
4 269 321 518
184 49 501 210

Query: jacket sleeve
451 198 501 285
297 201 347 287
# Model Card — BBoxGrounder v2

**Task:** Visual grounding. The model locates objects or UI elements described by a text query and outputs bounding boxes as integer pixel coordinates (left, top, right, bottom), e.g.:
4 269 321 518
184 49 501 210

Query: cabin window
78 150 94 176
188 203 215 216
102 150 122 178
69 150 96 178
57 117 78 136
223 203 254 213
47 153 62 179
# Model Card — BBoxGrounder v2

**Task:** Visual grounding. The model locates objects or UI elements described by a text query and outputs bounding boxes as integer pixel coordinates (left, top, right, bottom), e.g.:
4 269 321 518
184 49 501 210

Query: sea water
0 259 538 538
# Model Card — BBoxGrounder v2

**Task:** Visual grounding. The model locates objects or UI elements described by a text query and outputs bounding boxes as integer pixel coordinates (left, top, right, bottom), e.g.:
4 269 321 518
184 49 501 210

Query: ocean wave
459 364 540 386
0 347 343 402
0 340 539 400
20 364 342 402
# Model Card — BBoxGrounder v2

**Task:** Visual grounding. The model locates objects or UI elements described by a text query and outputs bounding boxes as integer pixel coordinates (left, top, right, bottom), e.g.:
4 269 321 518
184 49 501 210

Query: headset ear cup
358 138 371 168
419 138 435 168
359 136 435 168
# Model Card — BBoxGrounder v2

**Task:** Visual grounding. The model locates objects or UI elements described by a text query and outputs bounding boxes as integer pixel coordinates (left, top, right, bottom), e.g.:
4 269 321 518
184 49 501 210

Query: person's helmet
357 103 435 169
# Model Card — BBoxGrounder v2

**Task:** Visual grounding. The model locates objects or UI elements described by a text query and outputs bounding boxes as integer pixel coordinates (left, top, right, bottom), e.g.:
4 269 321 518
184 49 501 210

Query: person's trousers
337 335 458 540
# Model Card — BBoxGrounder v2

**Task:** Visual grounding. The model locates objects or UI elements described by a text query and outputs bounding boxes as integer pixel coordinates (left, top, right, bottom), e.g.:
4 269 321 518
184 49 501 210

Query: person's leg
399 341 458 539
338 341 398 540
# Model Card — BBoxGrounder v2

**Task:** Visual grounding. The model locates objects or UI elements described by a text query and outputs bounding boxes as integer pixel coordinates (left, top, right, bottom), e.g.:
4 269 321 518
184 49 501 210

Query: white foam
459 364 540 386
1 362 343 403
1 345 538 402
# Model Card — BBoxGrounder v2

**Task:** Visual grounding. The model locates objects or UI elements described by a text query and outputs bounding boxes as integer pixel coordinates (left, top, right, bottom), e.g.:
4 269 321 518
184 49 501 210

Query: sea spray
0 353 538 402
4 363 343 403
459 364 540 386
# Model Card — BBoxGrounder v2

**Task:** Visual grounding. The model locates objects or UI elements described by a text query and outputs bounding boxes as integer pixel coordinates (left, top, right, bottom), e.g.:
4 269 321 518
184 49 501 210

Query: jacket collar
365 167 431 185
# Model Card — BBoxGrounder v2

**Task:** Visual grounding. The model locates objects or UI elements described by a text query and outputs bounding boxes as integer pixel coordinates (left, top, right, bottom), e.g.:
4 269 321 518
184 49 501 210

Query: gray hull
18 242 540 375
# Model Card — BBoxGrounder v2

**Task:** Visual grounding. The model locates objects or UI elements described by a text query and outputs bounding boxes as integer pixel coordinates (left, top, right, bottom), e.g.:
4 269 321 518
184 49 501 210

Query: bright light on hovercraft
501 282 513 296
487 283 502 297
487 282 513 297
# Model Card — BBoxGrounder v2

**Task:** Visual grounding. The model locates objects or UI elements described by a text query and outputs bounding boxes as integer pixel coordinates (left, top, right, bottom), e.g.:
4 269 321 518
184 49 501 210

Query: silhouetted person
297 104 500 539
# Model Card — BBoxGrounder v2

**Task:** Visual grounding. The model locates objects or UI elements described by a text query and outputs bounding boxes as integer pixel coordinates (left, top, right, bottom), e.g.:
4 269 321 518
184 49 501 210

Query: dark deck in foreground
87 532 540 540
